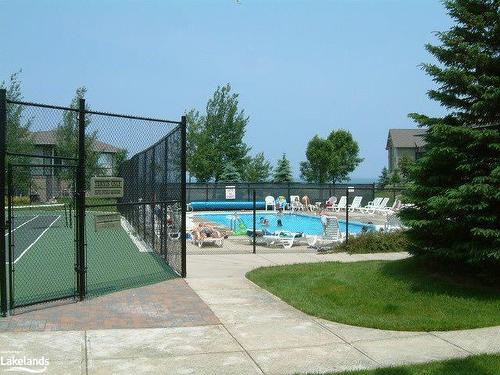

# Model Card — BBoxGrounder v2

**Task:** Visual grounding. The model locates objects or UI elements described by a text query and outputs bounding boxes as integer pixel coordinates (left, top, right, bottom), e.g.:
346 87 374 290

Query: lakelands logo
0 354 49 373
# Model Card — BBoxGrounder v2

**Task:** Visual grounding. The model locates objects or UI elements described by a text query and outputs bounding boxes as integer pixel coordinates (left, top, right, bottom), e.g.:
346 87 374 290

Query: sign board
94 213 121 231
90 177 124 198
225 185 236 200
347 186 355 193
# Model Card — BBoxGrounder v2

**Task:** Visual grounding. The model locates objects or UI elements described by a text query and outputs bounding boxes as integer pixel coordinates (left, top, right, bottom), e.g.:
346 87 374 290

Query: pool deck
187 209 389 254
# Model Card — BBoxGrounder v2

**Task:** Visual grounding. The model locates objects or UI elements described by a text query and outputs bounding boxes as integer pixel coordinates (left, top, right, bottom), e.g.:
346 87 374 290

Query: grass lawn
246 258 500 331
312 354 500 375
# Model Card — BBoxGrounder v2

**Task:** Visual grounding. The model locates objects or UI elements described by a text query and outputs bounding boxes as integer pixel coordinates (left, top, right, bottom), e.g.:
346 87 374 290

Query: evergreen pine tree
244 152 271 182
378 167 390 187
273 154 293 183
400 0 500 265
220 162 242 183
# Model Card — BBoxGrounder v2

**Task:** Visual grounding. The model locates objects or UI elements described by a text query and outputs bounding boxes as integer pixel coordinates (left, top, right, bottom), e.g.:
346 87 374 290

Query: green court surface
5 206 178 308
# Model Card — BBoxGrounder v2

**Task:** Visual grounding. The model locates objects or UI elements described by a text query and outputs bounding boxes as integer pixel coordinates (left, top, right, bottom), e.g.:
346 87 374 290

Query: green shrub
334 231 410 254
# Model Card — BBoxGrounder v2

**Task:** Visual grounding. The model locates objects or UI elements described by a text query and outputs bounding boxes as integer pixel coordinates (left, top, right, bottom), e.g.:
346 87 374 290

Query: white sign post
225 185 236 200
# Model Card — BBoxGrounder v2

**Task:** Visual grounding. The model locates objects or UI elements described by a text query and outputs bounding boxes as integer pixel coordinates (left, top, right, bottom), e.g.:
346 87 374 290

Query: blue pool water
195 212 374 235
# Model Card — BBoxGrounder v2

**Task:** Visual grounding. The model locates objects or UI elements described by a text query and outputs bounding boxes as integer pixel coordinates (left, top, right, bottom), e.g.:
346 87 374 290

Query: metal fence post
180 115 187 278
0 89 7 316
345 187 350 244
253 190 256 254
151 147 155 250
7 164 14 310
76 98 86 301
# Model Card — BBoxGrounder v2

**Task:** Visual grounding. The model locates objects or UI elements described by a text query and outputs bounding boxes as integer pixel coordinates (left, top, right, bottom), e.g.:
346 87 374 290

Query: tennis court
6 204 178 309
1 95 186 316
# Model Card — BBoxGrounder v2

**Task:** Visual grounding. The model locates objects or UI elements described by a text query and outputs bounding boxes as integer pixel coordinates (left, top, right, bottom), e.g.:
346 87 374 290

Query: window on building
98 153 115 176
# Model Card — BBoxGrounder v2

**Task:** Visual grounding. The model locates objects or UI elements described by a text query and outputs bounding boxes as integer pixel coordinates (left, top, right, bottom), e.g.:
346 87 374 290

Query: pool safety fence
187 186 403 255
187 182 404 209
0 90 186 316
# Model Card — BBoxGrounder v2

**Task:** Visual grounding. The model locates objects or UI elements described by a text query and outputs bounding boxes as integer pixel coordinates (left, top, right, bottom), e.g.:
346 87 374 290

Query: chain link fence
187 185 405 255
0 91 186 315
187 182 403 205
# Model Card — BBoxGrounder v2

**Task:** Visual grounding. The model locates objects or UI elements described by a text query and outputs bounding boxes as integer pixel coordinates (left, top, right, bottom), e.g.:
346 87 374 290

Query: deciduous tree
186 84 250 182
55 87 99 184
244 152 271 182
1 72 34 194
300 130 363 183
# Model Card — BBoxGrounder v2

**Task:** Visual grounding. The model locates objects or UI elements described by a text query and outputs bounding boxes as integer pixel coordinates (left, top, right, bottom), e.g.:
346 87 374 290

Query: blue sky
1 0 451 181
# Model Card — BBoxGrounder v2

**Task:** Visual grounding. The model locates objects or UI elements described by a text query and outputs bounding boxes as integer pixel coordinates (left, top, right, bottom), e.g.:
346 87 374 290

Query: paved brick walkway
0 279 219 332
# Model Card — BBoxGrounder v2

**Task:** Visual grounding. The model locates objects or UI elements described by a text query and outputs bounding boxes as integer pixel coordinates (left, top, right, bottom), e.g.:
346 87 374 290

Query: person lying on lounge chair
191 223 225 247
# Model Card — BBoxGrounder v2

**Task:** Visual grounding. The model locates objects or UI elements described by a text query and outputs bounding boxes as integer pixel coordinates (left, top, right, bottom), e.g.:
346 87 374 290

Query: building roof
31 130 121 153
386 128 427 150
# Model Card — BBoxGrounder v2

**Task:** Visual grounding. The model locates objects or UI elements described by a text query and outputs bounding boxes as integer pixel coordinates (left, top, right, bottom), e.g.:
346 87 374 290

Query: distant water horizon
347 177 377 184
290 176 378 184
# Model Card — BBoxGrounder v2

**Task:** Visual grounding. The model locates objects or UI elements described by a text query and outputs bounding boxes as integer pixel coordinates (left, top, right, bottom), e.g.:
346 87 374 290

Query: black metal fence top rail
8 163 77 168
186 182 383 188
6 99 78 112
85 109 182 125
7 99 182 125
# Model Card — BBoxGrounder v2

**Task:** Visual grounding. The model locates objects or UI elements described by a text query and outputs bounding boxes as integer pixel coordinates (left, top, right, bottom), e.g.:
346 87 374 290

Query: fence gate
6 163 77 310
0 90 186 316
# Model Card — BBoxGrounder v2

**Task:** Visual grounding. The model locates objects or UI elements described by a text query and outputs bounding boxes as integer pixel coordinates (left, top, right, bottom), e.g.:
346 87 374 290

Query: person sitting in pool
277 218 283 227
259 217 270 226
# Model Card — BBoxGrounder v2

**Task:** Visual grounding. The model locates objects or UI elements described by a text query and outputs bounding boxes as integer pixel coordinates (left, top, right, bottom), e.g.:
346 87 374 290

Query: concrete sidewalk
0 252 498 374
186 252 500 374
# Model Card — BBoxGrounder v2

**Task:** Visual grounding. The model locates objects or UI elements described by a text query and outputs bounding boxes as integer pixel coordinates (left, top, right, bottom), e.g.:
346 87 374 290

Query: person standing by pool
277 206 284 227
320 209 328 232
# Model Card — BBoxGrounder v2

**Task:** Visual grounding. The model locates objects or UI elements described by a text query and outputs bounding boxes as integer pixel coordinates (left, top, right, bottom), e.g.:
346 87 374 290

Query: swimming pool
194 212 374 235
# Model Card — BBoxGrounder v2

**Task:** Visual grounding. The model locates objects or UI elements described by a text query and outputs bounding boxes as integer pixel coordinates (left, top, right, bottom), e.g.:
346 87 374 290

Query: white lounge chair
372 197 390 213
301 195 313 211
379 199 402 214
265 196 275 211
307 216 343 250
325 196 337 211
262 230 307 249
334 196 347 212
289 195 304 211
348 196 363 212
360 197 383 214
191 225 224 248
